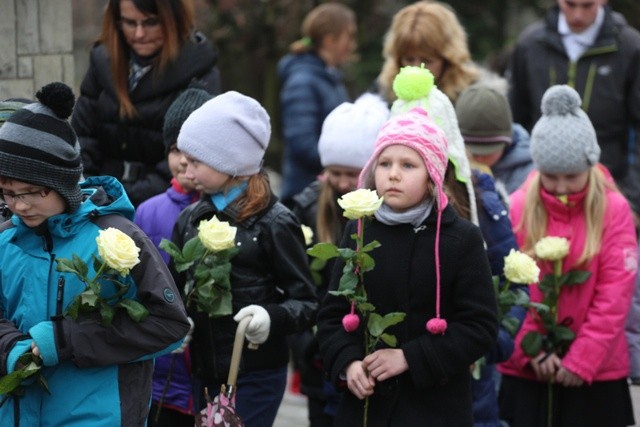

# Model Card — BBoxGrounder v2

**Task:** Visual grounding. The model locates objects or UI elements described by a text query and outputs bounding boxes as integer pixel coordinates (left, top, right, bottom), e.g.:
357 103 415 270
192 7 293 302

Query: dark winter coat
72 32 220 206
508 5 640 213
472 170 526 426
317 204 498 427
278 53 349 204
172 196 318 381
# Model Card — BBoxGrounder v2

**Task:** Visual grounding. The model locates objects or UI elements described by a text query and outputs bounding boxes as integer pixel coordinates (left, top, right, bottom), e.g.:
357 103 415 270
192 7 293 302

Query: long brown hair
378 1 477 103
100 0 195 118
231 171 272 223
315 181 343 244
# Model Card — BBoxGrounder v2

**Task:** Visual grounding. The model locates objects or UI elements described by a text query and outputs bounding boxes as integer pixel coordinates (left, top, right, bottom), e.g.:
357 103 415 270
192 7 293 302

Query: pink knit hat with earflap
359 107 450 334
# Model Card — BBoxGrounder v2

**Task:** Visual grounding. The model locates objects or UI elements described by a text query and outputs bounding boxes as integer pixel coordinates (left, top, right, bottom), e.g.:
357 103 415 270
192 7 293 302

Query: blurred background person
278 2 357 206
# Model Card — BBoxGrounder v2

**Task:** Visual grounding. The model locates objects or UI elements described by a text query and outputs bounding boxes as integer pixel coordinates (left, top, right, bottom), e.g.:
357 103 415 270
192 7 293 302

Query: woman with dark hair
72 0 220 206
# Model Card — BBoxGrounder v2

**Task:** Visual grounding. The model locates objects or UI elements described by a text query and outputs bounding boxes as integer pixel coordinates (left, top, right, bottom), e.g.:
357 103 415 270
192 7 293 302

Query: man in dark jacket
507 0 640 217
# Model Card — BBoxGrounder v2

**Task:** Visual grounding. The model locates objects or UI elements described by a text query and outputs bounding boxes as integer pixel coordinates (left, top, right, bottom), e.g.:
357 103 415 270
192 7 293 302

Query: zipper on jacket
51 273 67 349
549 66 557 86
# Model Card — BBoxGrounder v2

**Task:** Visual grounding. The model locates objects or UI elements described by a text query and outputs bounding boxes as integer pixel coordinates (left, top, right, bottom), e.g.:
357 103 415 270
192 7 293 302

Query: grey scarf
374 198 434 228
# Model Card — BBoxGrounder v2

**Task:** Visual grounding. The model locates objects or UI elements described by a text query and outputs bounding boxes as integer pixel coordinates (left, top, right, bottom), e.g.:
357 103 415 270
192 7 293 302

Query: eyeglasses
118 16 161 31
0 189 51 206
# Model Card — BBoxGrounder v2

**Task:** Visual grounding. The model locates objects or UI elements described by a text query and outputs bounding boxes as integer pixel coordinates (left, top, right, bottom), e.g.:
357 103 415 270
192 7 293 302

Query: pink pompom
426 318 447 335
342 313 360 332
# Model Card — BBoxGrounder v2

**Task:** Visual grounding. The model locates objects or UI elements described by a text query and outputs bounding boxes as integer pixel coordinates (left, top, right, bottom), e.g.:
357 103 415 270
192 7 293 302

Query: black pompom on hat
0 82 83 211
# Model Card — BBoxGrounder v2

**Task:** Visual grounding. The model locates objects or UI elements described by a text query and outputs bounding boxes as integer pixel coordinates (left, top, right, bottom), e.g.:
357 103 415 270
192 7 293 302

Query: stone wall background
0 0 74 100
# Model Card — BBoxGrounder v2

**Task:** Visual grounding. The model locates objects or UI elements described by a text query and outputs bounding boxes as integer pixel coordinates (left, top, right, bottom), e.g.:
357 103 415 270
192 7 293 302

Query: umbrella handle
227 314 258 387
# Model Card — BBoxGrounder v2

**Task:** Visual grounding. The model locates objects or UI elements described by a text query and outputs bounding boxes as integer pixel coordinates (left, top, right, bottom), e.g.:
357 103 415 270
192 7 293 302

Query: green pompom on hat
392 64 435 101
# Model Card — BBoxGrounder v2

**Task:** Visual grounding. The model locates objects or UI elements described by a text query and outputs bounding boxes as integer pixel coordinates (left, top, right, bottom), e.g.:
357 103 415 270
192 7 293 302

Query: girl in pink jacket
498 85 638 427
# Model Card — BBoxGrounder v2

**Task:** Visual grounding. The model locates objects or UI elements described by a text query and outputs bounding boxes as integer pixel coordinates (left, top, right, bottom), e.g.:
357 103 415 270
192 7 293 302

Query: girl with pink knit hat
316 107 498 426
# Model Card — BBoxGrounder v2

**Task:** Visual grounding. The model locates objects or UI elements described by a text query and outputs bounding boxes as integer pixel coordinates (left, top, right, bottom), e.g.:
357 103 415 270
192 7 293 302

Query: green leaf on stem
561 270 592 286
521 331 543 356
55 258 79 275
361 240 381 253
357 302 376 313
356 253 376 273
100 302 115 326
182 236 205 261
379 333 397 347
159 238 184 262
118 299 150 322
338 267 358 291
307 243 340 260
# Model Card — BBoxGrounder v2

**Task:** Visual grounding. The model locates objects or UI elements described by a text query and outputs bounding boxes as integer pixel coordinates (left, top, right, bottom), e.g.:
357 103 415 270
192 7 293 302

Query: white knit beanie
318 93 389 169
177 91 271 177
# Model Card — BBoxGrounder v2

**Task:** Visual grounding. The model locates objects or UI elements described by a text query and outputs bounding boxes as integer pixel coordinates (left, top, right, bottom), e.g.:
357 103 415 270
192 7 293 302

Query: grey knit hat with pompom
0 82 83 211
530 85 600 174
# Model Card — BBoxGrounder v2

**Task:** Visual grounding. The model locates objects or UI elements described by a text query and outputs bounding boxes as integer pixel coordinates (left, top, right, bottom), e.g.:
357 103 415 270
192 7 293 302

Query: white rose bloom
534 236 570 261
337 189 383 220
198 216 237 252
503 249 540 284
96 227 141 276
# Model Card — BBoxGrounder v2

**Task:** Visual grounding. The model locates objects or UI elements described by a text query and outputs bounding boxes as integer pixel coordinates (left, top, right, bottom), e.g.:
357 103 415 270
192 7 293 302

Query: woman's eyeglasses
118 16 161 31
0 189 51 206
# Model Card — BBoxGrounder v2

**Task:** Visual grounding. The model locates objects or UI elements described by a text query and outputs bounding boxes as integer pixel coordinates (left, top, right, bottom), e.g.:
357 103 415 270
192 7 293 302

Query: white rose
337 189 383 220
198 216 237 252
534 236 570 261
503 249 540 284
96 227 141 276
301 225 314 246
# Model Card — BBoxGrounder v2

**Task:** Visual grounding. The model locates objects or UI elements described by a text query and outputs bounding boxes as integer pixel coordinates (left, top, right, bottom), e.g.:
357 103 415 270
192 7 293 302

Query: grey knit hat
163 88 212 154
530 85 600 174
177 91 271 177
455 84 512 155
0 82 83 211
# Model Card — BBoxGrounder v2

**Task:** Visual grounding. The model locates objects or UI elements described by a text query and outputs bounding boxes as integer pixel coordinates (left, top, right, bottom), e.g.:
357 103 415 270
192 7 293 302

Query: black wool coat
317 204 498 427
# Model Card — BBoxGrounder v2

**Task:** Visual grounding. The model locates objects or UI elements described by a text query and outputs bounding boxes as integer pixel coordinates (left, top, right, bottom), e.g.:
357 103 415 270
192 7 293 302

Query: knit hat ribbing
318 93 389 169
0 82 83 211
163 88 213 154
177 91 271 177
359 107 449 334
530 85 600 174
455 84 513 150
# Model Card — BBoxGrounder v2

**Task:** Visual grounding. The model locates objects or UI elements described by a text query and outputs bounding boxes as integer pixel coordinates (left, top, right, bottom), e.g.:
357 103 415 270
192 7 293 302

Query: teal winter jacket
0 176 190 427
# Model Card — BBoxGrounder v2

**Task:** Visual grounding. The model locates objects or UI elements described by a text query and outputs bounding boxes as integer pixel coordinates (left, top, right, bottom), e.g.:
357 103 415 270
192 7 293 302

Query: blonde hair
100 0 195 119
289 3 355 54
315 181 343 244
516 167 615 266
378 1 478 103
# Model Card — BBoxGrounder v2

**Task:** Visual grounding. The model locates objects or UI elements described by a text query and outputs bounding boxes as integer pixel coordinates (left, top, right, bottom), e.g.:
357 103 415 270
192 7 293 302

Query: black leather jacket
72 31 220 206
172 195 318 380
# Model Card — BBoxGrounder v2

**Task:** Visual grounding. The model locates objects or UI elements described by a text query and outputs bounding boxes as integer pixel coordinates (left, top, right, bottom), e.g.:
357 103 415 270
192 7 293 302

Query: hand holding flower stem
520 236 591 427
308 189 405 426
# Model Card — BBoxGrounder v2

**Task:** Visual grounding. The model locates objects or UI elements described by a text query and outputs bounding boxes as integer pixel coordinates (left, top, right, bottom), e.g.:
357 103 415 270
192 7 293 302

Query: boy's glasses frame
118 16 161 31
0 189 51 206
